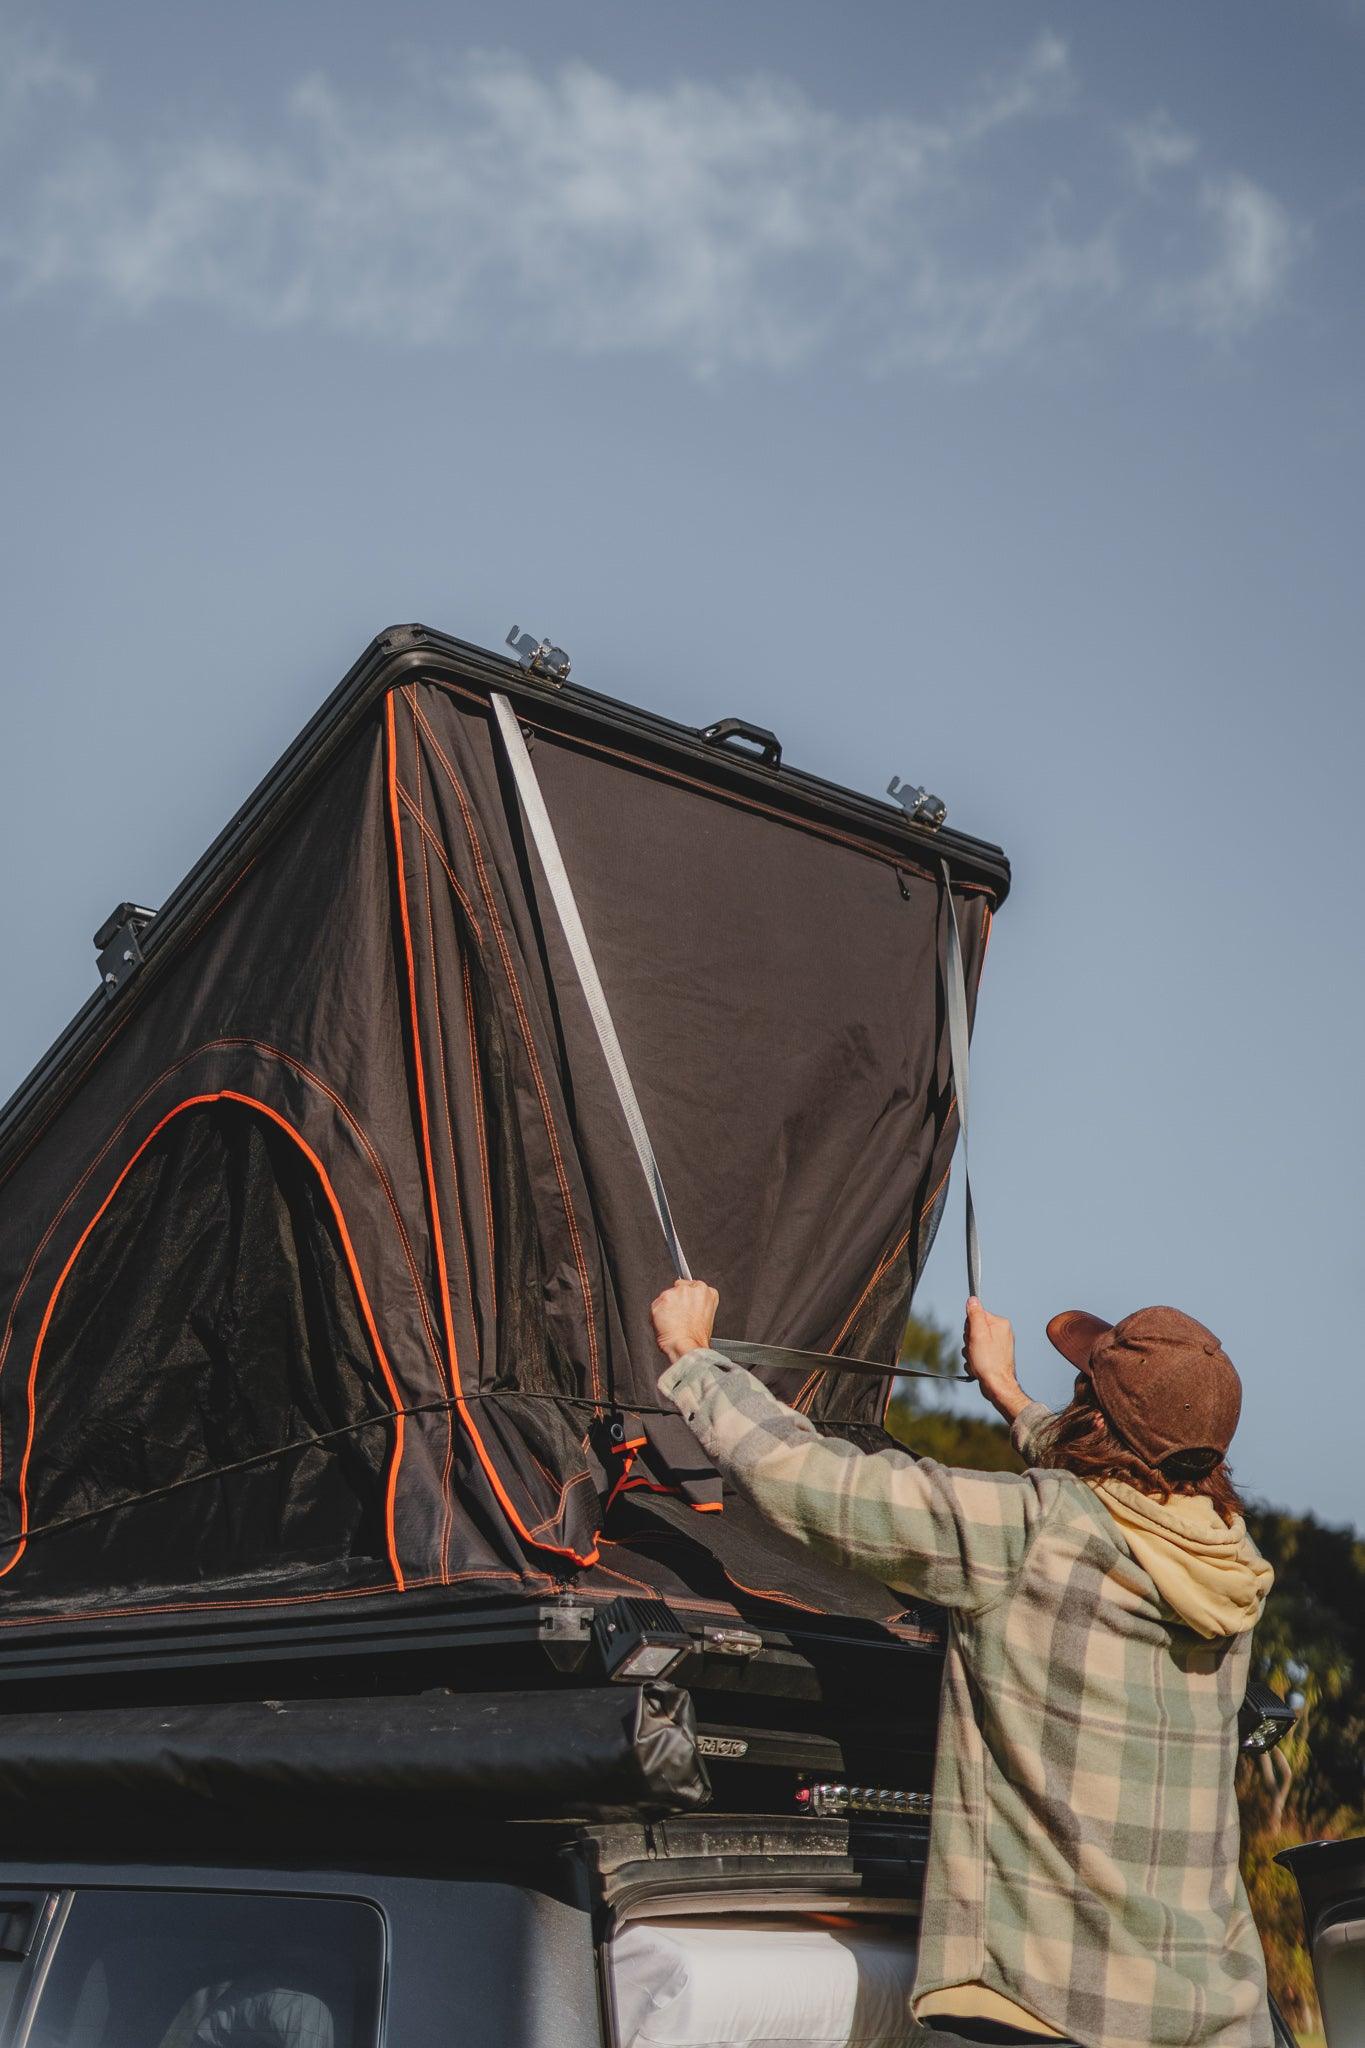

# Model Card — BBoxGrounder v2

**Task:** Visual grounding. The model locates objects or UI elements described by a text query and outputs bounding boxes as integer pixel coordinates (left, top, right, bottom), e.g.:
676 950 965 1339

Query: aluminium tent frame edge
0 622 1011 1190
0 1579 948 1698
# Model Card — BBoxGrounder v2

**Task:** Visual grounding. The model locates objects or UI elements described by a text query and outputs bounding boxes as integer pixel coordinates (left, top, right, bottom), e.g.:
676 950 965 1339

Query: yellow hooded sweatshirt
1089 1478 1274 1639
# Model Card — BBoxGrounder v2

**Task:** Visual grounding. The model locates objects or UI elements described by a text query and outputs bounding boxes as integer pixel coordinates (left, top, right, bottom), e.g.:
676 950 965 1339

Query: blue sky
1 1 1361 1525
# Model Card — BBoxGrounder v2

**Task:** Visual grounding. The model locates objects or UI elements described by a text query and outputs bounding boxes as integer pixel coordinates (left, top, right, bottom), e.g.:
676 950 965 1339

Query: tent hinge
94 902 157 999
887 775 946 830
506 625 571 687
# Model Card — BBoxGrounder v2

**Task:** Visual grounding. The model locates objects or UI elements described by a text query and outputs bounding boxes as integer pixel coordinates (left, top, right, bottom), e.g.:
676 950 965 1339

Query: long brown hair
1033 1376 1246 1527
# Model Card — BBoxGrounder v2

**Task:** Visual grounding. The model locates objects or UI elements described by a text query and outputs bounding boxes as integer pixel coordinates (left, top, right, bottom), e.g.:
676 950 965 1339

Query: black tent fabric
0 635 1006 1631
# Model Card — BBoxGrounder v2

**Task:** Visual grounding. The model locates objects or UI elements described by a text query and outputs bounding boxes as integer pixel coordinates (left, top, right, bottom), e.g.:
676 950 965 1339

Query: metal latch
701 1622 763 1660
506 625 571 685
538 1598 593 1674
94 902 157 999
887 775 947 830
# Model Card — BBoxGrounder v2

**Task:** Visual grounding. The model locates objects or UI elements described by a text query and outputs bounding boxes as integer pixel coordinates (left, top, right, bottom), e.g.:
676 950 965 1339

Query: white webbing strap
940 859 981 1303
491 694 692 1281
491 694 980 1362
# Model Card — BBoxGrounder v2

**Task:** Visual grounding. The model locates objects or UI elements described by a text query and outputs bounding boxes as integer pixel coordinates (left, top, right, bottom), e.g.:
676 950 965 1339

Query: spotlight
591 1596 693 1684
1238 1679 1296 1755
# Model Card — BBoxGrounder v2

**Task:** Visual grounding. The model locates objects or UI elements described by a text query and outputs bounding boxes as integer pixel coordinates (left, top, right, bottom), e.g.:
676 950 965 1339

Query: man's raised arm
651 1282 1057 1614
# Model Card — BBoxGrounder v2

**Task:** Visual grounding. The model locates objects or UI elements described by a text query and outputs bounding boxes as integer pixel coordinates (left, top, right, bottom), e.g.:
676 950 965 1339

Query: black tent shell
0 626 1009 1639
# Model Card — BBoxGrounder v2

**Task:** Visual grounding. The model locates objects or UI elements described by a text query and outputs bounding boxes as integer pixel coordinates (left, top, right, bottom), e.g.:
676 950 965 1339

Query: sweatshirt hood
1090 1478 1274 1639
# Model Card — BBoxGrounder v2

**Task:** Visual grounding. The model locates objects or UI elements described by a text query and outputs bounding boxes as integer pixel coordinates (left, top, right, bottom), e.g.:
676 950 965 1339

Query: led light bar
795 1782 932 1819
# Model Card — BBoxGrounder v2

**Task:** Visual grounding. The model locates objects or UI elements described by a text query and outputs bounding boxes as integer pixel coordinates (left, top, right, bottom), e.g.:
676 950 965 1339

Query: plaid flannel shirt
659 1349 1273 2048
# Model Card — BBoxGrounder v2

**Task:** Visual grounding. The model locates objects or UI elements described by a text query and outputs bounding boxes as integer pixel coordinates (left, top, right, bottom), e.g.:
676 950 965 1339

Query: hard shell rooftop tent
0 625 1008 1661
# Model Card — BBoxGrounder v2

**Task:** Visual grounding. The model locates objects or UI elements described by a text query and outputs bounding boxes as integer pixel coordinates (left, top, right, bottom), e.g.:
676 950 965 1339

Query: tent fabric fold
0 662 999 1631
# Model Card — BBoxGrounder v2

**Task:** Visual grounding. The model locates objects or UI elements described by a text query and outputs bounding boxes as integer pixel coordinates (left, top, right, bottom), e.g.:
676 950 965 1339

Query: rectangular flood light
591 1595 693 1684
1238 1679 1296 1755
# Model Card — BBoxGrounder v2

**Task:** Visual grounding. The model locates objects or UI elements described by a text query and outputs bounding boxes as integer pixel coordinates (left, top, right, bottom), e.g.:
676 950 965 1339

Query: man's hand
651 1279 720 1366
962 1297 1032 1424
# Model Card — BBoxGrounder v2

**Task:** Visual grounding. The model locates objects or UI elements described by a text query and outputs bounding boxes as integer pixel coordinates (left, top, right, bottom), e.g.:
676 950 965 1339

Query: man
650 1281 1274 2048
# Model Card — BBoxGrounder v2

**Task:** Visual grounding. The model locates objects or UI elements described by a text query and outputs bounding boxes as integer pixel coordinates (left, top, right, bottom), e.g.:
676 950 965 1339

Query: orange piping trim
0 854 260 1202
0 1032 445 1416
0 1090 408 1590
386 693 461 1411
611 1475 724 1510
385 695 599 1569
408 691 604 1404
604 1451 639 1514
409 724 460 1580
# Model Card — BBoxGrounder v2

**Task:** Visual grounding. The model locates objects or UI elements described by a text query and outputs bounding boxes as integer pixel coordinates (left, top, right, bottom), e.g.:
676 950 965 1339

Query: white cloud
1158 174 1304 335
881 221 1122 374
0 30 1304 376
1121 111 1198 188
0 16 92 144
954 27 1075 143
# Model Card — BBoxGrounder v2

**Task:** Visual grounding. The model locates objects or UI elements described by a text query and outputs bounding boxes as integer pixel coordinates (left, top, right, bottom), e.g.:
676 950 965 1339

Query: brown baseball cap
1045 1305 1242 1469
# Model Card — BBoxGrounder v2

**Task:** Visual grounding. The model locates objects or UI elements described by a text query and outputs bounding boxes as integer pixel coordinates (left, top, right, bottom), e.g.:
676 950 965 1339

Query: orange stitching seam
526 1467 595 1538
409 720 460 1582
0 1035 444 1408
397 783 484 938
409 690 603 1406
0 854 262 1201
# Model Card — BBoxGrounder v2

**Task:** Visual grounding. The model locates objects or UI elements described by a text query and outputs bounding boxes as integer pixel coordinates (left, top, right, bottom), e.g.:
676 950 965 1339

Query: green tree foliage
1237 1508 1365 2039
885 1310 1024 1471
887 1311 1365 2040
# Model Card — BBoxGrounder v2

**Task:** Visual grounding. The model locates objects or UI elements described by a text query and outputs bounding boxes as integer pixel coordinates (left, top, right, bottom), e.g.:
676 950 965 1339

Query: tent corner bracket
506 625 572 687
887 776 947 830
93 901 158 999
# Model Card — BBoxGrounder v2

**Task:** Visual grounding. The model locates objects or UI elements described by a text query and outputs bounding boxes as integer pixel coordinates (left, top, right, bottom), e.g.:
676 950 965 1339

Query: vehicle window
0 1897 57 2040
19 1891 383 2048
